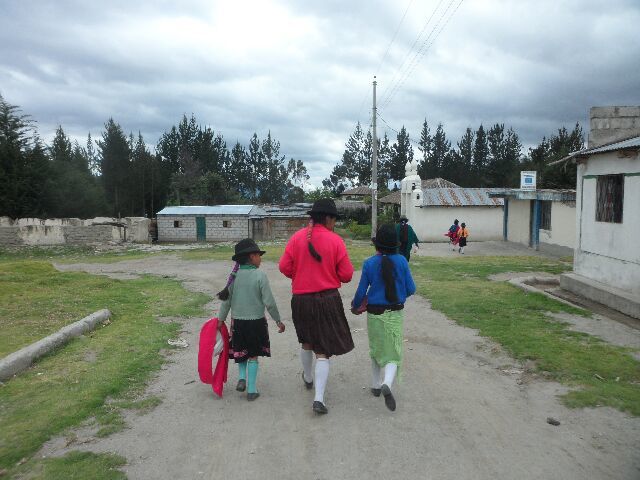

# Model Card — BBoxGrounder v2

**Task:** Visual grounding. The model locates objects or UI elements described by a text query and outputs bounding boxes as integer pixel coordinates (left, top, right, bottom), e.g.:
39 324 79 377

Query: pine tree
97 118 131 216
455 127 474 186
472 124 489 186
390 126 413 182
259 131 289 203
0 95 52 217
430 123 450 180
417 119 432 178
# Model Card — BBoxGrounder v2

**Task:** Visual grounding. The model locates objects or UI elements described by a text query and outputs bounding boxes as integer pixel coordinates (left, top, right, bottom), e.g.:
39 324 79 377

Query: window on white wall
596 175 624 223
173 220 182 228
540 201 551 230
223 220 231 228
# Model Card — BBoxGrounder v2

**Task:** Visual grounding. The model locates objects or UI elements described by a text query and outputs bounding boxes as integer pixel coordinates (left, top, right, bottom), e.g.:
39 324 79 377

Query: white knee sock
460 246 465 254
314 358 330 403
371 358 382 389
300 349 313 383
383 363 397 389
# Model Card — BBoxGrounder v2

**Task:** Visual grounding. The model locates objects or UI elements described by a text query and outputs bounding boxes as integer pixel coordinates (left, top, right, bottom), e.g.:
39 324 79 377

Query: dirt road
53 256 640 479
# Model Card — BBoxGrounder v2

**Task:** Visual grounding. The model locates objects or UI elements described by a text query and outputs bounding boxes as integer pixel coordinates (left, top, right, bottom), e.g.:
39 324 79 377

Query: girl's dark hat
232 238 266 261
373 224 400 250
307 198 340 218
399 215 408 222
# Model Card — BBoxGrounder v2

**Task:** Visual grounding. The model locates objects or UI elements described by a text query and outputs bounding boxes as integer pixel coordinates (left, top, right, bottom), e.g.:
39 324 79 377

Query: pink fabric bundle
198 317 230 397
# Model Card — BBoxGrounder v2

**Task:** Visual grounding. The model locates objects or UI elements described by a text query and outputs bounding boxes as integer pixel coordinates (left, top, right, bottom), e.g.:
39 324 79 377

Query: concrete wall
507 199 530 245
505 199 575 251
589 106 640 148
0 217 150 245
541 201 576 249
158 215 249 242
409 206 503 242
158 215 307 242
574 152 640 295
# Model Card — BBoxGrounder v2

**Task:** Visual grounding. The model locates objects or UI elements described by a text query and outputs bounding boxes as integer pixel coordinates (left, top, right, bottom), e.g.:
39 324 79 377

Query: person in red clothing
279 198 354 415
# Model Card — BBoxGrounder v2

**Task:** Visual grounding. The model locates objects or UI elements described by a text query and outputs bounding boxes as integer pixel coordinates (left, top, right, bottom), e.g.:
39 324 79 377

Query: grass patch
410 256 640 415
12 451 127 480
0 261 209 475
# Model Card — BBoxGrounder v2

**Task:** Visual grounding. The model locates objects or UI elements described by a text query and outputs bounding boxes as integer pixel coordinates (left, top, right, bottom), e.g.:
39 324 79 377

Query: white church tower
400 158 421 220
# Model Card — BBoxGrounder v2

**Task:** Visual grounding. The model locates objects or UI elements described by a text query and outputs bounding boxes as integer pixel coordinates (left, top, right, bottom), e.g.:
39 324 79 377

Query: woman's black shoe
312 401 328 414
236 379 246 392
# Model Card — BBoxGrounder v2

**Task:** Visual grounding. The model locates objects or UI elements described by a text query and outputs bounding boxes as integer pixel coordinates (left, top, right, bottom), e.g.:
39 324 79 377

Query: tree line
323 118 584 194
0 94 310 219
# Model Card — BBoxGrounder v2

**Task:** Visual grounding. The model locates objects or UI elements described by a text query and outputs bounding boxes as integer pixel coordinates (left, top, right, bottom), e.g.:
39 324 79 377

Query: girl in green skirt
351 224 416 411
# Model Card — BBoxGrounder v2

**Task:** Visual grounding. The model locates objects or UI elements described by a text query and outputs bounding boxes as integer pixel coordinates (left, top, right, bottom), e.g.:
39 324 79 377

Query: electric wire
379 0 446 105
381 0 464 110
375 0 416 76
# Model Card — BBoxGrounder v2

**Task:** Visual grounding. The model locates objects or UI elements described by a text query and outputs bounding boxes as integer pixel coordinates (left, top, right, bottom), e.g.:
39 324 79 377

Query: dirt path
52 257 640 480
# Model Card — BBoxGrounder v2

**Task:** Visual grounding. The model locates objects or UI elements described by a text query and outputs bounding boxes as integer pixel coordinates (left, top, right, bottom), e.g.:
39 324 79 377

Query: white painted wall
409 206 503 242
540 202 575 249
575 152 640 294
507 199 530 245
158 215 249 242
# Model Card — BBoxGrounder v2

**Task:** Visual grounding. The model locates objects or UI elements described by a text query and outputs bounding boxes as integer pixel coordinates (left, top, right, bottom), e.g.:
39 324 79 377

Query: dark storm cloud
1 0 638 187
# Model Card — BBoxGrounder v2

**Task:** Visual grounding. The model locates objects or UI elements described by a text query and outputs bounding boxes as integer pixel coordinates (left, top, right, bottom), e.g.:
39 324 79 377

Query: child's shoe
381 384 396 411
247 392 260 401
371 387 382 397
312 401 328 414
236 379 246 392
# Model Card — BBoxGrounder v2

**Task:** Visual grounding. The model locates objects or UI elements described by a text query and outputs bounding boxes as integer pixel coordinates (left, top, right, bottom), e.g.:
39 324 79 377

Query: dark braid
308 213 330 262
217 261 240 300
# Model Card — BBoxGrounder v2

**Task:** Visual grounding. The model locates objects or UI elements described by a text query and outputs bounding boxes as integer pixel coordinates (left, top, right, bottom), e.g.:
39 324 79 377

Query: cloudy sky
1 0 639 187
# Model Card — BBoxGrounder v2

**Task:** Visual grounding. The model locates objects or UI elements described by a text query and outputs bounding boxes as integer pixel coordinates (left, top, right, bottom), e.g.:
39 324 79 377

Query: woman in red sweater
279 198 354 415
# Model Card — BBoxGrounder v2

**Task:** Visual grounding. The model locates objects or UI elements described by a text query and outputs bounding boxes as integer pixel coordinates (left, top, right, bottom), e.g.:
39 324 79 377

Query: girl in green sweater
217 239 285 401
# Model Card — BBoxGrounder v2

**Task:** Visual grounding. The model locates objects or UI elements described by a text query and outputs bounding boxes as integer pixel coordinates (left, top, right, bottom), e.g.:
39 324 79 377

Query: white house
488 189 576 255
400 159 504 241
559 106 640 319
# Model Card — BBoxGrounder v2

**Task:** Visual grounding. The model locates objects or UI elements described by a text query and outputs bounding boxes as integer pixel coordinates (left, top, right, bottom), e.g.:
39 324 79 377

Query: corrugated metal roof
422 178 460 189
581 135 640 155
553 135 640 164
157 205 267 216
379 178 461 205
341 186 372 196
489 189 576 202
420 188 504 207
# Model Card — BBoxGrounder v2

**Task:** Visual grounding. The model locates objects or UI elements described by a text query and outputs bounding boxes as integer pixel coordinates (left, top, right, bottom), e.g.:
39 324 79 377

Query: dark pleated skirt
291 289 354 357
228 318 271 363
459 237 467 247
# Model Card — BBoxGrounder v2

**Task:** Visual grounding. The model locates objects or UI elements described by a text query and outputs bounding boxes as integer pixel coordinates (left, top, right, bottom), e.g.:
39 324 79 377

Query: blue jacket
352 253 416 308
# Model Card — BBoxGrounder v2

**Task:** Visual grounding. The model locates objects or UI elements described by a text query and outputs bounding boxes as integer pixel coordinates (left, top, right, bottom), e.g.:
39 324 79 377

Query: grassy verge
0 261 209 477
410 256 640 415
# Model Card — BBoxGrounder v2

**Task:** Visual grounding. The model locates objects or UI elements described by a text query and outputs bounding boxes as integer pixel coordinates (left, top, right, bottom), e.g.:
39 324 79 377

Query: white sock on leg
314 358 330 403
300 349 313 383
371 358 382 389
383 363 398 389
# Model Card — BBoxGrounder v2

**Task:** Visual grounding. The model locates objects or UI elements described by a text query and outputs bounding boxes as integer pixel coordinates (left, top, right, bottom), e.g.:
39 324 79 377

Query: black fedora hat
307 198 340 218
232 238 266 261
399 215 408 222
373 224 400 250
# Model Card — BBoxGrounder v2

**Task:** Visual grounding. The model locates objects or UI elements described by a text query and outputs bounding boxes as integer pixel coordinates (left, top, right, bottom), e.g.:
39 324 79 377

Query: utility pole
371 76 378 237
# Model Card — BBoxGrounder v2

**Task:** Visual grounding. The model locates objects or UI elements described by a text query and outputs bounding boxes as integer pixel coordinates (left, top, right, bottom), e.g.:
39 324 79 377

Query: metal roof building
419 188 504 208
156 205 307 243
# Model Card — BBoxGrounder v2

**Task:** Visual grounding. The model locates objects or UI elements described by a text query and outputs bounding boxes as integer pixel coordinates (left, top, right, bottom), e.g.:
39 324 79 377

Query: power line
376 112 424 150
357 0 415 126
381 0 465 110
375 0 416 76
379 0 446 104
